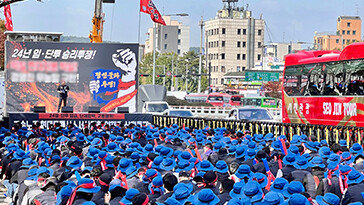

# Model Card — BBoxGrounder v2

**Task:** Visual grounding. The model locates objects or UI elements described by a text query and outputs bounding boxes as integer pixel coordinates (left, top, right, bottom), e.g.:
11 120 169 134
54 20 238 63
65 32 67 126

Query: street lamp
152 13 189 85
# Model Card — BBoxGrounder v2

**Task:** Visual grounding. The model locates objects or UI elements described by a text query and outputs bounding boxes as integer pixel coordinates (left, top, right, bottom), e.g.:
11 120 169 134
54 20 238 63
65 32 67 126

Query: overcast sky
9 0 364 47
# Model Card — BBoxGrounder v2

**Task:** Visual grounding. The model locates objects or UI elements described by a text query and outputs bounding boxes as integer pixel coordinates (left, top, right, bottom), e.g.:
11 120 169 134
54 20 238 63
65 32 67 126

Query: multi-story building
265 42 302 62
205 2 264 87
145 16 190 56
314 16 361 50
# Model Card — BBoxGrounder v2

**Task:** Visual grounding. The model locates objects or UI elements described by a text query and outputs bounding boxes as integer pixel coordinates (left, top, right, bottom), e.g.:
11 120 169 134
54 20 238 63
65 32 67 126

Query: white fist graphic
89 80 100 94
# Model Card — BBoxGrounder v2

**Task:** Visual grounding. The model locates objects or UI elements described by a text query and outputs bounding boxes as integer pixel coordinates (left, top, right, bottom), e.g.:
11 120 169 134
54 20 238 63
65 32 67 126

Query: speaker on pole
61 106 73 113
33 106 46 113
88 106 101 113
117 107 129 113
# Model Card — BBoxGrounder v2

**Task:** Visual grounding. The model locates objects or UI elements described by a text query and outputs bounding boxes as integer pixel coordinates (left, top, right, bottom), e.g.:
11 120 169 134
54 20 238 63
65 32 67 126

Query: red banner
4 0 13 31
38 113 125 120
140 0 166 25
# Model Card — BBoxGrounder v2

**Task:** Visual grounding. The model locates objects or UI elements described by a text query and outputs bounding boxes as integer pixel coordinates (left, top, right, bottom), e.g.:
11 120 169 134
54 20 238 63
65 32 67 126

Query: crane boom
89 0 104 43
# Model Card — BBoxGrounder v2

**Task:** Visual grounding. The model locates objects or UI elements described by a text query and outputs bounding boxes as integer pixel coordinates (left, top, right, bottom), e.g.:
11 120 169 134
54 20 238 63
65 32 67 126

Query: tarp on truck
137 85 167 112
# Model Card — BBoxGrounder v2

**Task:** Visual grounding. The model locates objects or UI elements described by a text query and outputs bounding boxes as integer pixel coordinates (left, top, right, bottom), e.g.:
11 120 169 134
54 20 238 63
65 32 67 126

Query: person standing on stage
57 80 69 112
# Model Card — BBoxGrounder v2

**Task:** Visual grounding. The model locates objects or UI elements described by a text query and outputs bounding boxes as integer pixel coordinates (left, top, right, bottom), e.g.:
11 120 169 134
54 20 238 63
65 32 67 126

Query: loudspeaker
33 106 46 113
102 0 115 3
88 106 100 113
61 106 73 113
117 107 129 113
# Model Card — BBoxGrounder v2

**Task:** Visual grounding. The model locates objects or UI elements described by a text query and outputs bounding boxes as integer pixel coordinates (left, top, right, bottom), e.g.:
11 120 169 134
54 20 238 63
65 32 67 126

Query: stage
8 112 153 128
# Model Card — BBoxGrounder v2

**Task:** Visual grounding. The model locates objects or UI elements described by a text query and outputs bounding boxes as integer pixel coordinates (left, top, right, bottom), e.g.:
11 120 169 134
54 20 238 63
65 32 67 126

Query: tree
139 50 207 93
0 19 6 70
262 79 282 99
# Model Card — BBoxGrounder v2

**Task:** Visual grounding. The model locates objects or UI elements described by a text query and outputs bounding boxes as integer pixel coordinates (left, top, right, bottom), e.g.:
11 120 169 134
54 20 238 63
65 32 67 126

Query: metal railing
152 115 364 146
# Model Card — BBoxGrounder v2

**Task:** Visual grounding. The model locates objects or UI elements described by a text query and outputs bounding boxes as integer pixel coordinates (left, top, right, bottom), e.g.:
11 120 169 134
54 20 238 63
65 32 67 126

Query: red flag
140 0 166 25
4 0 13 31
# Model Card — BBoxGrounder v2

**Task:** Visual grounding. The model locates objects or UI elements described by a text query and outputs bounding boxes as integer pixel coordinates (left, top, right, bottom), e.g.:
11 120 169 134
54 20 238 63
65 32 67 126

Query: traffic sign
166 71 172 77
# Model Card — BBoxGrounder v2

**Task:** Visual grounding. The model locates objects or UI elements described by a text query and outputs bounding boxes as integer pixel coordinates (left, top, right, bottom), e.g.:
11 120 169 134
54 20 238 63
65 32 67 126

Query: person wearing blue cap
342 169 364 204
285 193 310 205
188 188 220 205
92 173 113 205
316 193 340 205
287 156 316 198
120 188 140 205
214 160 229 181
155 173 178 203
32 176 58 205
241 181 263 203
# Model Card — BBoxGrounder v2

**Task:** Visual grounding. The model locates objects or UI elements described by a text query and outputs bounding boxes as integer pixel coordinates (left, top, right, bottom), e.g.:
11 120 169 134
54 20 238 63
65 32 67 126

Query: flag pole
137 1 141 45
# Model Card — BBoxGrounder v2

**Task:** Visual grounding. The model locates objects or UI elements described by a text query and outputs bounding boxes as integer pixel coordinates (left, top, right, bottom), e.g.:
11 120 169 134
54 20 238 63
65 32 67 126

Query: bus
230 95 244 106
185 94 208 103
282 43 364 127
241 97 279 108
206 93 231 107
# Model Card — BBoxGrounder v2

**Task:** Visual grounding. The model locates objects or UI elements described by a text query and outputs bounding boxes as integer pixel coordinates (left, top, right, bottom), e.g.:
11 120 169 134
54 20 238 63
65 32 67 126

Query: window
164 44 167 49
258 30 262 35
242 54 246 60
221 53 225 59
178 39 181 45
221 78 224 84
222 28 226 34
347 30 350 35
217 29 219 35
217 41 219 47
237 41 241 47
342 30 345 35
353 30 357 35
222 41 225 47
177 49 181 55
178 29 181 35
343 39 345 44
347 22 351 27
242 66 246 71
221 66 225 72
237 54 241 60
237 66 240 72
237 29 241 35
242 41 246 47
258 42 262 48
243 29 246 35
257 54 261 61
336 39 339 43
164 34 168 39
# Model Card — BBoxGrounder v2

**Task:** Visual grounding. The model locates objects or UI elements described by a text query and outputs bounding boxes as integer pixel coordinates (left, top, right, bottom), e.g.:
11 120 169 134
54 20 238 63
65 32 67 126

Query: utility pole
152 24 157 85
198 16 204 93
163 65 166 86
175 66 178 91
171 55 174 91
185 64 188 92
208 62 211 92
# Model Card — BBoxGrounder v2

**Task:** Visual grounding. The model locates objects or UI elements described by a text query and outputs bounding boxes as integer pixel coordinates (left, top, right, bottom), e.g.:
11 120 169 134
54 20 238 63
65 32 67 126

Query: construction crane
89 0 115 43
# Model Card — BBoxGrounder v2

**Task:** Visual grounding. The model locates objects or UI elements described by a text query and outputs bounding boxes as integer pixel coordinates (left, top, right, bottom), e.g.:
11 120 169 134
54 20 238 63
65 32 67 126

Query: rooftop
338 16 361 20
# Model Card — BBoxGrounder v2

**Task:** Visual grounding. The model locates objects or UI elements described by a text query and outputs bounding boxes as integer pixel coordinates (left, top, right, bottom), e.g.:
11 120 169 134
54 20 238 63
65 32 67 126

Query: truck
137 85 170 115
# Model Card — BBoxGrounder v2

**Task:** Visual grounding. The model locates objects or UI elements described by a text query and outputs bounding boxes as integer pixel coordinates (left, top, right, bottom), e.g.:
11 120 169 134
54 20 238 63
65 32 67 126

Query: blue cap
282 181 305 198
316 193 340 205
189 189 220 205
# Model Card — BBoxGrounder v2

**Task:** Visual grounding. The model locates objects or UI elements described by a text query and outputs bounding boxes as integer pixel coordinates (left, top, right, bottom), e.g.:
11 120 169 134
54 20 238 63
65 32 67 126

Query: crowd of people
0 121 364 205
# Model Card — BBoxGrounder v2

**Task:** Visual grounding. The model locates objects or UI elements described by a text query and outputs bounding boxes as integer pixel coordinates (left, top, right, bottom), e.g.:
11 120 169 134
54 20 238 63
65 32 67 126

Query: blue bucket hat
282 181 305 198
305 141 320 152
130 152 140 162
148 176 165 194
316 193 340 205
76 178 100 193
235 146 246 159
160 147 173 158
66 156 83 169
91 138 103 147
339 140 347 147
283 153 296 166
37 166 54 177
190 189 220 205
263 192 284 205
320 140 328 147
251 172 268 189
287 193 310 205
120 188 139 204
229 182 245 198
288 145 300 156
178 151 192 162
106 142 120 152
235 164 252 179
272 141 282 151
350 143 363 155
294 156 311 169
213 142 223 152
270 177 288 193
13 149 28 160
21 158 37 168
319 147 331 159
347 169 364 185
196 160 215 172
87 147 100 159
341 152 355 165
143 169 160 183
242 181 263 202
214 160 228 173
144 144 154 153
175 160 194 172
245 149 256 160
264 133 275 142
310 156 325 168
327 153 340 164
117 158 133 173
151 156 163 169
171 183 192 204
160 158 176 171
26 168 38 180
